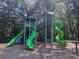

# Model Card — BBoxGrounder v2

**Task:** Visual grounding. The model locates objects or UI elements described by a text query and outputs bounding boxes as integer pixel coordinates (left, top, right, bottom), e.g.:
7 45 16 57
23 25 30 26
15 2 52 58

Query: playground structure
4 12 66 49
6 16 38 49
0 0 79 51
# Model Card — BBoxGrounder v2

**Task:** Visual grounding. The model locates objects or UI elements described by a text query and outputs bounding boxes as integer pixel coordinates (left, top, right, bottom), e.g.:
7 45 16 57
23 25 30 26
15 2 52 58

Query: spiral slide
6 31 24 47
55 20 65 45
26 30 37 49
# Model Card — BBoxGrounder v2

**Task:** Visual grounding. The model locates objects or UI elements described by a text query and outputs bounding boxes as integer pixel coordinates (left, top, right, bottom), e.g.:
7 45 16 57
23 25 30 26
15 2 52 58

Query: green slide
6 31 24 47
55 20 65 45
26 30 37 49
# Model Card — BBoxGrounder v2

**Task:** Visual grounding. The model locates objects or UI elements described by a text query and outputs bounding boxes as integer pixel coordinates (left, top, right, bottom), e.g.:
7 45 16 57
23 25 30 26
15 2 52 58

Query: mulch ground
0 43 79 59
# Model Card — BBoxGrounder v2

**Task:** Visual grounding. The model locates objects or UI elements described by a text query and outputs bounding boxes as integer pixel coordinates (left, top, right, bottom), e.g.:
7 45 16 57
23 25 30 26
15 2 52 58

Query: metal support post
29 18 31 37
35 18 38 45
51 21 54 46
45 14 48 45
24 22 26 46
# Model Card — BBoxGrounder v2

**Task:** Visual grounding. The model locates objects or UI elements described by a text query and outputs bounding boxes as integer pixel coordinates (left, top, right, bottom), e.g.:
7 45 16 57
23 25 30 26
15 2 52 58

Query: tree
0 0 26 42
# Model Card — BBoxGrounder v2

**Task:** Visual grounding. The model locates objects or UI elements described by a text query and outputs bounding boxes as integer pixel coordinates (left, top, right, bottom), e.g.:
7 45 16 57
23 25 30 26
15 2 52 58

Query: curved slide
55 20 65 45
6 31 24 47
26 30 37 49
55 27 65 45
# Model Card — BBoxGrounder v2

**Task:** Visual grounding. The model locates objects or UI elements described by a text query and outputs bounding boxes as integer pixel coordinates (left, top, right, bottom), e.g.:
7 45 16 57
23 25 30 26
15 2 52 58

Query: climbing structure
55 20 65 46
